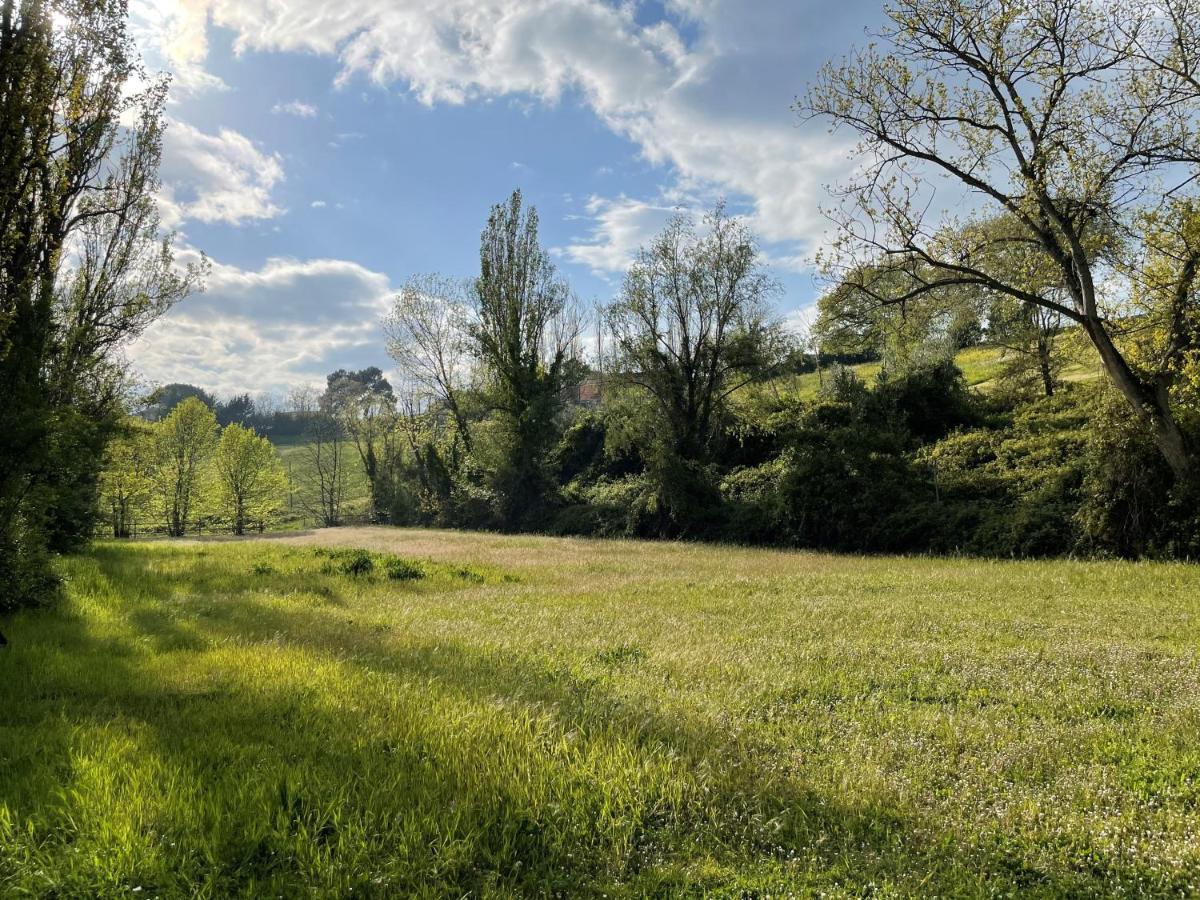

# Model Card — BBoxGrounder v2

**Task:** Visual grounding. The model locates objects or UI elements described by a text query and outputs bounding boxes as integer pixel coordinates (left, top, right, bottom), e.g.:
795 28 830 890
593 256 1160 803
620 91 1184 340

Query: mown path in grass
2 529 1199 897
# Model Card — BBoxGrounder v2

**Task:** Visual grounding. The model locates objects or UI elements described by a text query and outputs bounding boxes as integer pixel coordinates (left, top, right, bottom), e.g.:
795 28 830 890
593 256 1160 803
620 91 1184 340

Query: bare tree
384 274 474 450
804 0 1200 482
289 387 347 528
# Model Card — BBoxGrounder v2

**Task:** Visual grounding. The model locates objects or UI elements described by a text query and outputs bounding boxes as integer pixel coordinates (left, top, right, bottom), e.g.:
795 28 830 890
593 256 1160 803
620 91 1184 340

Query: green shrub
315 548 376 577
384 557 424 581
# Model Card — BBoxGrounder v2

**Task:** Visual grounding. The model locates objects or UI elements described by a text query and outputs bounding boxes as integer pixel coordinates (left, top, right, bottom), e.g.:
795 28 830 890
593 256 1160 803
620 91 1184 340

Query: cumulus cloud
129 252 396 396
272 99 319 117
554 195 677 276
129 0 230 96
158 121 285 227
133 0 857 254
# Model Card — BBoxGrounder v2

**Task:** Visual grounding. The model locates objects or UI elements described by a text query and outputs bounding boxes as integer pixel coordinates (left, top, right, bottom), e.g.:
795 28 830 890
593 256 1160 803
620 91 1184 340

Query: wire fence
94 511 381 540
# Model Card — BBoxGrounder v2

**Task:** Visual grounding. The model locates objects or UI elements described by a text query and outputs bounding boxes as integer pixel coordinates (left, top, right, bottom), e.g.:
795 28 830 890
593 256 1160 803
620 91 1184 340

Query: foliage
213 423 287 536
0 0 198 610
470 190 583 527
322 368 396 519
605 205 784 463
151 398 219 537
98 418 155 538
140 383 218 420
804 0 1200 482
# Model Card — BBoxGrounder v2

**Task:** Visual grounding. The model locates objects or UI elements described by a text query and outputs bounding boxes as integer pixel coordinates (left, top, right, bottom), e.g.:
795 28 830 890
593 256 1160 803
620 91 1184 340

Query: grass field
772 342 1104 401
2 530 1199 897
272 438 372 527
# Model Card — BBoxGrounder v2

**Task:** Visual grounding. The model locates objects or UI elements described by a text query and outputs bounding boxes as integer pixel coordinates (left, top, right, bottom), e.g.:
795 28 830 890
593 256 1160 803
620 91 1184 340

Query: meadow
2 529 1199 897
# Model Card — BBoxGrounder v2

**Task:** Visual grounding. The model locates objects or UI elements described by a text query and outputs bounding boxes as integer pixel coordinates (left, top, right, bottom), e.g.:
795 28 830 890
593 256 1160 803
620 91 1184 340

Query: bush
1076 386 1200 558
384 557 424 581
316 548 376 577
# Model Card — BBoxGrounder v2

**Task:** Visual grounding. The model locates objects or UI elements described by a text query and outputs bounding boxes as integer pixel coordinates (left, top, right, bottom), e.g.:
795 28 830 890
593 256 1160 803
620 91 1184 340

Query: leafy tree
606 204 784 463
141 383 216 421
815 263 978 366
216 393 255 427
1 0 196 609
98 418 154 538
470 190 583 526
213 423 286 535
804 0 1200 483
152 397 218 537
988 297 1065 398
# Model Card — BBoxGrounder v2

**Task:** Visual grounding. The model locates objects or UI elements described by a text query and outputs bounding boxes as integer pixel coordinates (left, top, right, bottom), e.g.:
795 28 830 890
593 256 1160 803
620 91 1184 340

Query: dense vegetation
122 200 1189 560
3 532 1200 896
104 200 1199 559
0 0 202 613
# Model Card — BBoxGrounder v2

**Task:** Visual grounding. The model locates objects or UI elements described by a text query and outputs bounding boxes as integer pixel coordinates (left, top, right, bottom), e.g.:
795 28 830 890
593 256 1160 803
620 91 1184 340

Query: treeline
102 400 286 538
138 384 313 439
124 189 1184 560
119 178 1199 558
355 190 1195 559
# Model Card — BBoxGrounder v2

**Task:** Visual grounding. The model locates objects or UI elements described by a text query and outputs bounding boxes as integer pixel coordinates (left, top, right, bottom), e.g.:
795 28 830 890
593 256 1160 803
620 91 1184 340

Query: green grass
273 440 372 526
3 530 1200 897
772 343 1104 401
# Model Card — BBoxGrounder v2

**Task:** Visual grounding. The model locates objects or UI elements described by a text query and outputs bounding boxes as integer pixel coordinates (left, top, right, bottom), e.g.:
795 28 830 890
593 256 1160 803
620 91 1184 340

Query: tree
322 368 395 519
213 423 286 535
470 190 583 526
99 418 154 538
606 205 783 462
290 387 347 528
216 393 256 427
385 274 475 450
988 297 1065 397
0 0 199 610
815 261 975 371
142 383 216 421
804 0 1200 483
152 397 218 537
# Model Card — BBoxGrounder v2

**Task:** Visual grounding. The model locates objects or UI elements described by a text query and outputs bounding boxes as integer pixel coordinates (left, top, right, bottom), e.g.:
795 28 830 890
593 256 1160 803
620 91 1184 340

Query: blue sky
127 0 883 398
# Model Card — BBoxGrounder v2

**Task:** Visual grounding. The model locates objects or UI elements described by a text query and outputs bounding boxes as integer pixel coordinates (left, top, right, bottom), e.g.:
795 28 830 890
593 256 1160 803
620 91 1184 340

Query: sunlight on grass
2 532 1199 896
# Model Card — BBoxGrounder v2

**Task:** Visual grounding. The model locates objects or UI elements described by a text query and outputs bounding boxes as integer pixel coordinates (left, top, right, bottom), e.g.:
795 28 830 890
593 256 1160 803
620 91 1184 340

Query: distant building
577 378 602 405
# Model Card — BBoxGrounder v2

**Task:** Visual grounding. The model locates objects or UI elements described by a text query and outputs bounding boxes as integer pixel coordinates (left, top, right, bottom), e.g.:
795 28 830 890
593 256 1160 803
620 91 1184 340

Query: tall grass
2 532 1198 896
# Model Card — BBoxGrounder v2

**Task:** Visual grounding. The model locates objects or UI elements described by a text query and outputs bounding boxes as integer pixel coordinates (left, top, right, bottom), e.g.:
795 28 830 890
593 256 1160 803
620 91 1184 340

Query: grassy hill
270 435 373 526
2 530 1198 896
772 341 1103 401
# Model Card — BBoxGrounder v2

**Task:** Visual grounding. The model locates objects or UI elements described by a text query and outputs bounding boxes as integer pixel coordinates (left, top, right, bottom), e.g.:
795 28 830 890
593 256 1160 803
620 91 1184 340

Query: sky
125 0 885 399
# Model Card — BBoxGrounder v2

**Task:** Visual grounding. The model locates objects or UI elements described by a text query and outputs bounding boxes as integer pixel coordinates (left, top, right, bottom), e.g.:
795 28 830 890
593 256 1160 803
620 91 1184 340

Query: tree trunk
1086 320 1194 483
1037 338 1054 398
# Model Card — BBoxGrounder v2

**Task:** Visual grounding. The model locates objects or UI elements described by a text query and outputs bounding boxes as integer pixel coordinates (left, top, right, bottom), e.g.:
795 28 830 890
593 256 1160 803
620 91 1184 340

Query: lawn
2 530 1199 897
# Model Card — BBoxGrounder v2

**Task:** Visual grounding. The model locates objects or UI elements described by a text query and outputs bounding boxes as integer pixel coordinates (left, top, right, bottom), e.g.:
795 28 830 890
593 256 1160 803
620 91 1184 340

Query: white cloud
129 0 230 96
554 195 677 276
272 99 319 118
133 0 855 253
311 200 328 208
159 121 285 227
129 252 396 396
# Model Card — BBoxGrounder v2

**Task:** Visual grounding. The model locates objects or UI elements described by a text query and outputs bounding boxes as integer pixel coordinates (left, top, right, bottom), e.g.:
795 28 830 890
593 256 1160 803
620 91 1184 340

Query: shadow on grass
0 544 1163 897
